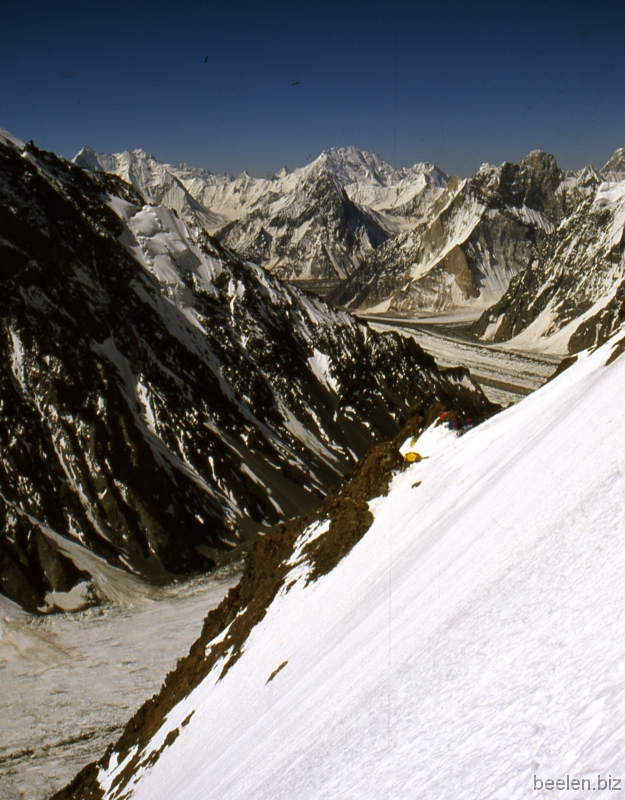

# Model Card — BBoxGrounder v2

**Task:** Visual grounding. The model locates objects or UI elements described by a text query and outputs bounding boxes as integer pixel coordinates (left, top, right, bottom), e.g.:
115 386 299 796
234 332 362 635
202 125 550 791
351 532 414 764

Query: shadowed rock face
0 138 495 611
472 165 625 354
215 172 388 281
329 151 576 315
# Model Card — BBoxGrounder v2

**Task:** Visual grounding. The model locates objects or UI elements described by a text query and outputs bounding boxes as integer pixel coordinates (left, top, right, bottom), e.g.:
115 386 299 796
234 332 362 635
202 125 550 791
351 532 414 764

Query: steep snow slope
330 151 590 316
0 135 492 612
473 170 625 354
74 146 449 281
57 328 625 800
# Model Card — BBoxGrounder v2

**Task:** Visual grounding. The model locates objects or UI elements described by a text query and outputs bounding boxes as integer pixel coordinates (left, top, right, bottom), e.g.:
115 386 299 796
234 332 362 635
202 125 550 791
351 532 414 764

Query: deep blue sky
1 0 624 178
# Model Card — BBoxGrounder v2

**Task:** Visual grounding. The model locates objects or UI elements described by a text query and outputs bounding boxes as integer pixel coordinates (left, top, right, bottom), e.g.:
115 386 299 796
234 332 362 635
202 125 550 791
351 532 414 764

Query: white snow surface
95 328 625 799
76 144 449 234
0 127 25 149
307 348 338 394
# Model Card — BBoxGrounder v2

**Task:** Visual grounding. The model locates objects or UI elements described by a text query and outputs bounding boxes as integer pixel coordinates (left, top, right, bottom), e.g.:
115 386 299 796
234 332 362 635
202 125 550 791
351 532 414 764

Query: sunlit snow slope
62 327 625 799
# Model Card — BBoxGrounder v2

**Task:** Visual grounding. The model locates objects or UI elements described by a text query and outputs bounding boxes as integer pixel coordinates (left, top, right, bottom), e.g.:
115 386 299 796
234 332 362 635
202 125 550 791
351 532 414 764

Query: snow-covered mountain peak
75 145 160 172
521 149 558 169
271 166 291 180
417 162 450 188
0 126 25 149
309 146 448 191
72 144 102 171
312 146 404 187
602 147 625 181
574 163 603 187
72 142 449 279
74 146 228 230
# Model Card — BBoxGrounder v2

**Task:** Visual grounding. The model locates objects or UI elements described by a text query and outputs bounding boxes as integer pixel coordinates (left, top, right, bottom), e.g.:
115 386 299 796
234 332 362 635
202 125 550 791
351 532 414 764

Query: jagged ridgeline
472 158 625 353
74 144 450 282
0 136 494 612
329 151 573 315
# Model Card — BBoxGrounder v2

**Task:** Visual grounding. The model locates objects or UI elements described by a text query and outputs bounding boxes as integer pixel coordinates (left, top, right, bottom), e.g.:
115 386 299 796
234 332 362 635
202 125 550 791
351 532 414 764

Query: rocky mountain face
329 151 587 315
74 145 449 281
0 134 494 612
213 168 387 281
601 148 625 182
472 162 625 354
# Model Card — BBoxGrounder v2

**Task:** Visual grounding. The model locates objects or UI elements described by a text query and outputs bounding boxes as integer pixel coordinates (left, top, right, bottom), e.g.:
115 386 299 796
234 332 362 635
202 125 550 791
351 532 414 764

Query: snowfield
90 328 625 799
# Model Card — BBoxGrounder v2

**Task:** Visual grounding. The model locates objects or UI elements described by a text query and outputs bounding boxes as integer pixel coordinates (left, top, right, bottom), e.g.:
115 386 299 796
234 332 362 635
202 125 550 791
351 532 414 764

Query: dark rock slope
0 135 495 612
472 161 625 353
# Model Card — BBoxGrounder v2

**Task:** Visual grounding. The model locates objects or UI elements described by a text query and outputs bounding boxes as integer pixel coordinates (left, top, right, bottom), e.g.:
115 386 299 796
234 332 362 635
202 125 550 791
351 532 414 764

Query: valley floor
363 313 562 406
0 566 240 800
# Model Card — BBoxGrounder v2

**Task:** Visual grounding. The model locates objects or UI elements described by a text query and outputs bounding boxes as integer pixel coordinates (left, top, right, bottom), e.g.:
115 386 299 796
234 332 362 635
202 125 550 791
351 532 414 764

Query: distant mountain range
74 145 450 281
76 143 625 354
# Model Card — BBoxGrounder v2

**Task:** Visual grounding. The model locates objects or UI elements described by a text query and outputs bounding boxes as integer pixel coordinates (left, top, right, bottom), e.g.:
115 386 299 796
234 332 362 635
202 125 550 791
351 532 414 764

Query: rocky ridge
472 161 625 353
329 151 589 316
